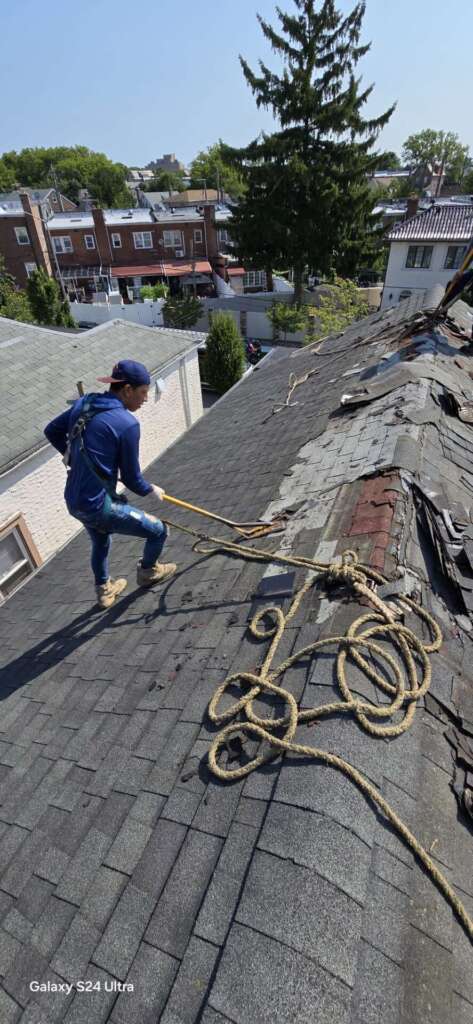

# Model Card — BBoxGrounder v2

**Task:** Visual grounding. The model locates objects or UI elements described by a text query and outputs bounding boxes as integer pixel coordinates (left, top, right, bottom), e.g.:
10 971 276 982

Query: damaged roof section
2 290 473 1022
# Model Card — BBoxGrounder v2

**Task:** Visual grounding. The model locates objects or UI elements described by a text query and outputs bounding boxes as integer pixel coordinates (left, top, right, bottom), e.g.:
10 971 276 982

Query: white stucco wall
381 240 462 309
0 350 203 564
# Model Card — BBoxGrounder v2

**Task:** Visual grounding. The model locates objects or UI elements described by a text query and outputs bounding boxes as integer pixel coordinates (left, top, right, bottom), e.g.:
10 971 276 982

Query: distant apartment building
147 153 187 174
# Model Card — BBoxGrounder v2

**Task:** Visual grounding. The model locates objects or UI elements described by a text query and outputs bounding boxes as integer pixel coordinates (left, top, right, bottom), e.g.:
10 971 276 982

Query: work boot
136 560 177 588
95 577 128 609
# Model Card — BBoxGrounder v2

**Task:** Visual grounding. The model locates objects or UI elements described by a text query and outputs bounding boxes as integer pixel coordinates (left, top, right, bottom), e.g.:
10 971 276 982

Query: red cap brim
97 376 125 383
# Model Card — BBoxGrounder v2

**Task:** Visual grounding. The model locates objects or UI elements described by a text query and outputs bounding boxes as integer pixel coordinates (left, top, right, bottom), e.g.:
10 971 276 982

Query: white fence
70 299 164 327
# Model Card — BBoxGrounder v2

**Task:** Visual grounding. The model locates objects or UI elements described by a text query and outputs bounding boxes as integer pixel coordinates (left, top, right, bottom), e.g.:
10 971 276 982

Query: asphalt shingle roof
387 201 473 242
1 291 473 1021
0 318 205 474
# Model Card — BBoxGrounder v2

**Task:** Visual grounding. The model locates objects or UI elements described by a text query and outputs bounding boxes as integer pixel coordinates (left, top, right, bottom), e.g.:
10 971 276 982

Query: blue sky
1 0 470 167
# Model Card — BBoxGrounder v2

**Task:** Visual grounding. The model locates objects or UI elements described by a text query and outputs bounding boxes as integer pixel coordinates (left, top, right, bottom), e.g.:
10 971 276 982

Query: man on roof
44 359 176 609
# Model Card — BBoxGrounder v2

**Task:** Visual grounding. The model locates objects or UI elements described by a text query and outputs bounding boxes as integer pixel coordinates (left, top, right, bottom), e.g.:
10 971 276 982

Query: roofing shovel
162 494 288 540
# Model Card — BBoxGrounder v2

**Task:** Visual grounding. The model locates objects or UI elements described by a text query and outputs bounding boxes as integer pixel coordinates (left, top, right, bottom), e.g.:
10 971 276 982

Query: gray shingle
3 944 50 1007
258 802 371 904
145 829 222 958
55 828 113 905
103 817 153 875
0 829 50 897
131 818 187 899
0 928 21 976
236 850 362 987
349 940 404 1024
51 914 102 983
30 897 76 958
80 867 127 932
195 823 258 947
62 966 118 1024
92 883 156 981
112 942 178 1024
162 787 202 825
208 923 351 1024
160 936 219 1024
3 908 33 944
0 986 21 1024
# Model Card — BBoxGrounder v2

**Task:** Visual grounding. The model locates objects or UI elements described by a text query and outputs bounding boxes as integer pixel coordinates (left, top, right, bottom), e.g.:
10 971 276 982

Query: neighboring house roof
388 202 473 242
47 209 157 231
2 291 473 1020
169 189 220 205
0 318 205 473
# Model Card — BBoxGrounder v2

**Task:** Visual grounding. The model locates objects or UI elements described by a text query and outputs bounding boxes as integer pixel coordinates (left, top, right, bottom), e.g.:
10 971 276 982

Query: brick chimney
203 205 218 261
406 195 420 220
19 192 52 276
92 206 113 263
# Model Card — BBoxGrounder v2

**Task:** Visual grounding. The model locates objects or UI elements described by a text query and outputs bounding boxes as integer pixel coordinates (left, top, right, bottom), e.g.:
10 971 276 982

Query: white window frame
53 235 73 254
84 234 96 250
15 226 30 246
0 515 41 604
133 231 153 250
24 263 38 278
244 270 267 288
163 230 183 249
218 228 230 243
444 245 467 271
111 233 122 248
194 229 203 244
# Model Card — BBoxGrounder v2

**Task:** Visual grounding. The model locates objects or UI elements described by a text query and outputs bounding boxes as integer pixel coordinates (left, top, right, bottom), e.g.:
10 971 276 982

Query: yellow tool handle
163 493 236 527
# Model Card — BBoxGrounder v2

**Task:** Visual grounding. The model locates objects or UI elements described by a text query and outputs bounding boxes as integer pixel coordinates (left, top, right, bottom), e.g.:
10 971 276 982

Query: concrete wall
381 240 460 309
0 351 203 565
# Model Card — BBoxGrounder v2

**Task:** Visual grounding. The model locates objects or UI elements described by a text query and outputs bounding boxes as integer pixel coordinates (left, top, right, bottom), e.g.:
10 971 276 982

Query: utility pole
50 164 64 213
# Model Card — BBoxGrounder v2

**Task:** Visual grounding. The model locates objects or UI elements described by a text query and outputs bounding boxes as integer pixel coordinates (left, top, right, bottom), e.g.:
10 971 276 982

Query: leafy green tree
190 143 246 199
0 289 34 324
0 158 16 192
162 294 203 329
375 150 402 169
222 0 394 302
307 277 369 342
267 302 308 342
140 171 186 193
0 146 135 207
26 269 75 327
140 283 169 300
203 312 246 394
402 130 470 183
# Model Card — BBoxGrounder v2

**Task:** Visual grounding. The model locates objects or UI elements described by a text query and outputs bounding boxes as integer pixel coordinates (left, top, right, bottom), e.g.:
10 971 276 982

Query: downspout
179 355 192 429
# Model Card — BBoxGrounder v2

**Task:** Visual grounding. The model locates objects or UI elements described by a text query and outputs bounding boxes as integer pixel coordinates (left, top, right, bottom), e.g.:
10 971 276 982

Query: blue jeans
82 500 168 586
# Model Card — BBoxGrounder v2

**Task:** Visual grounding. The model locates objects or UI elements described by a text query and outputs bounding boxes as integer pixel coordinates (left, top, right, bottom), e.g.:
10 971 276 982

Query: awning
111 260 212 279
162 260 212 277
227 267 245 276
111 264 165 278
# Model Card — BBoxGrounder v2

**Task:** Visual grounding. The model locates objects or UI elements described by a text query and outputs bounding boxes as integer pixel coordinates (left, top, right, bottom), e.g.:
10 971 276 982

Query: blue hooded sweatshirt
44 392 153 522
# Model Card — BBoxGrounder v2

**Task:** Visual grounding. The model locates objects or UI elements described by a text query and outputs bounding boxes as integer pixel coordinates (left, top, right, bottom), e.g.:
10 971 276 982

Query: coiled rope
163 518 473 941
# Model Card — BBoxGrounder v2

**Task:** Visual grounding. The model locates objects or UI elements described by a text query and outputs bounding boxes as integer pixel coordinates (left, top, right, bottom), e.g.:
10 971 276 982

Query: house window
84 234 96 250
15 226 30 245
163 230 183 249
133 231 153 249
111 233 122 248
405 246 433 269
194 229 203 244
0 515 41 604
444 245 467 271
24 263 38 278
53 236 73 254
244 270 267 288
218 228 230 243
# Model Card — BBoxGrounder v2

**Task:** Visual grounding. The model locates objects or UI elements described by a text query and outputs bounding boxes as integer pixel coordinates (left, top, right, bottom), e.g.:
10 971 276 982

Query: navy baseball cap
97 360 151 387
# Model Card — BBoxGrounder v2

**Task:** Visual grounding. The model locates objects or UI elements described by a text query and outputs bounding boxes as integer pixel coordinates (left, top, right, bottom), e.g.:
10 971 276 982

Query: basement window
0 515 42 604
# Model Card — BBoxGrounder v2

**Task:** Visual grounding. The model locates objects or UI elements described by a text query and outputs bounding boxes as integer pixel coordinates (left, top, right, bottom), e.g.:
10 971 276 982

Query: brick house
46 204 227 300
0 190 76 289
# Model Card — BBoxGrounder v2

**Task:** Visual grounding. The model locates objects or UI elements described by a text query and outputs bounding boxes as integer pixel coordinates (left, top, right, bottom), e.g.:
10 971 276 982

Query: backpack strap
63 397 123 503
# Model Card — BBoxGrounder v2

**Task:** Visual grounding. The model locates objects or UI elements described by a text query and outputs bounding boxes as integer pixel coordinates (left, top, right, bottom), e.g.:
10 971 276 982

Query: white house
381 200 473 310
0 318 205 602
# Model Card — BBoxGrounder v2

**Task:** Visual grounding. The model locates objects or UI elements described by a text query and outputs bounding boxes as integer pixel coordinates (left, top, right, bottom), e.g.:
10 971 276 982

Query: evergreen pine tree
203 312 246 395
222 1 394 301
